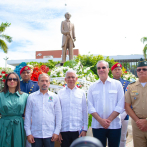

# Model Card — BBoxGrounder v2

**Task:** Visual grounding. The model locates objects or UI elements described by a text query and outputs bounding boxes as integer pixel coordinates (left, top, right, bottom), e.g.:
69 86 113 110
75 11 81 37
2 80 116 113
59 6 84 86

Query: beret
111 63 122 71
137 58 147 67
20 66 31 74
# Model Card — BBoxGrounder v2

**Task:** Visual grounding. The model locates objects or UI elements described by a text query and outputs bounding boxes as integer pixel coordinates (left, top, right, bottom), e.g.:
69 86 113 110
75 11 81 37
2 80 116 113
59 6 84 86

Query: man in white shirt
88 60 124 147
58 69 88 147
24 73 62 147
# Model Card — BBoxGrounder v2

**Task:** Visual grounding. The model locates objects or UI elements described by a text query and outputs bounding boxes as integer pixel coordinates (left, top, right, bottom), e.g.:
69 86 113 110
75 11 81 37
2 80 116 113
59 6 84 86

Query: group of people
0 58 147 147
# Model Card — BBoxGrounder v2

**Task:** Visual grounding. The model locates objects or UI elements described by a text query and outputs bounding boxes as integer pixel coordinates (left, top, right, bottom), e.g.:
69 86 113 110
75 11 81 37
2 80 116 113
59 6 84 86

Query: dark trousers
92 128 121 147
31 137 54 147
61 131 79 147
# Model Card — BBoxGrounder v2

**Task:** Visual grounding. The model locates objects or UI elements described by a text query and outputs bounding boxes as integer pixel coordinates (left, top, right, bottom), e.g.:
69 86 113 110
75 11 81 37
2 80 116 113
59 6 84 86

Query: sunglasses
7 78 18 82
137 68 147 72
97 66 107 70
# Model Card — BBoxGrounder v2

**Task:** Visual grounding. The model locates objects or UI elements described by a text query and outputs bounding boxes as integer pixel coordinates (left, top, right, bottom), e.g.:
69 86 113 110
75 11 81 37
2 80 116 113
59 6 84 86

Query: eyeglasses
137 68 147 72
7 78 18 82
67 76 76 79
97 66 107 70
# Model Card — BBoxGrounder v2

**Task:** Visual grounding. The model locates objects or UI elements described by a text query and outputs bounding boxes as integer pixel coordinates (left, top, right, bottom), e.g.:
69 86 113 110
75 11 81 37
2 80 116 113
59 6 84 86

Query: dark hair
2 72 22 94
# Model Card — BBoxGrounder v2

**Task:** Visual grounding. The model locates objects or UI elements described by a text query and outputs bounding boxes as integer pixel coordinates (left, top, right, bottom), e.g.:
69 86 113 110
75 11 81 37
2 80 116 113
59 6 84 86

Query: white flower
86 67 90 70
59 72 64 77
61 81 64 85
86 77 90 81
27 64 34 69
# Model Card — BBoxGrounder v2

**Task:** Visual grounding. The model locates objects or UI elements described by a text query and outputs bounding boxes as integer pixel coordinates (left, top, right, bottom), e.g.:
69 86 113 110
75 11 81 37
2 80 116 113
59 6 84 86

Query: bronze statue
61 12 76 63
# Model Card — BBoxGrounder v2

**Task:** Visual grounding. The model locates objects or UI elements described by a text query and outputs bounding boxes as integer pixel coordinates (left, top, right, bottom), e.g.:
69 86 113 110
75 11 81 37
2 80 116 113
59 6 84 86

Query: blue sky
0 0 147 68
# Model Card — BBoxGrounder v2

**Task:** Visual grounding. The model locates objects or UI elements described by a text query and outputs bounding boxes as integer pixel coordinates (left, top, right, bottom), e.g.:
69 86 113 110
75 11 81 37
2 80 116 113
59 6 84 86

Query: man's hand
27 135 35 144
51 134 59 142
79 131 86 137
58 133 63 143
136 119 147 131
66 31 70 35
99 119 111 129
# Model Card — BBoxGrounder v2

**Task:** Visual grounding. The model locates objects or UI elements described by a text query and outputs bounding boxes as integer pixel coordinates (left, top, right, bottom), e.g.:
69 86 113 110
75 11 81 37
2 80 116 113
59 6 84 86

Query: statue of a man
61 12 76 63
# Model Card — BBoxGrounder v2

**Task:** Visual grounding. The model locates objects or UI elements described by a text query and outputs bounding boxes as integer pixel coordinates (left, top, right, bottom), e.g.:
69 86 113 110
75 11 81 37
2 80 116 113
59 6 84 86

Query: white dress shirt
88 77 124 129
24 90 62 138
58 86 88 132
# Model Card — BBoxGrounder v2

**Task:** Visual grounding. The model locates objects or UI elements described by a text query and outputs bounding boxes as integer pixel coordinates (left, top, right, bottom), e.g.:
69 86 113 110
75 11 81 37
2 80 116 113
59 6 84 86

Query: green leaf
141 37 147 44
0 34 12 43
0 22 11 33
0 39 8 53
143 44 147 60
63 59 78 68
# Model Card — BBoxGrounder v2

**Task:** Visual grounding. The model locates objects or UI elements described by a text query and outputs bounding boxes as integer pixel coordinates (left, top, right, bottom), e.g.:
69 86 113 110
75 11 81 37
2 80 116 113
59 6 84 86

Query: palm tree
141 37 147 60
0 22 12 53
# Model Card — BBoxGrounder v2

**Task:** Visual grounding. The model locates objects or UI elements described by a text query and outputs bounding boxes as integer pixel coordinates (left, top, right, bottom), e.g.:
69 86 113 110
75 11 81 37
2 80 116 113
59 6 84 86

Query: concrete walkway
126 118 133 147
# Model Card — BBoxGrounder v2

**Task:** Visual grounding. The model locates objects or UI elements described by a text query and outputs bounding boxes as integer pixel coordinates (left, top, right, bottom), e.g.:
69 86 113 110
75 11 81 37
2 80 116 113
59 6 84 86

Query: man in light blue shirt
88 60 124 147
24 73 62 147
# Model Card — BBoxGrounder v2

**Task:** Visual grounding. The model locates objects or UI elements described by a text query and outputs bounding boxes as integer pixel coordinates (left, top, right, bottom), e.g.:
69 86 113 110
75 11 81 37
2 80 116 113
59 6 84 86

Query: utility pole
3 56 9 68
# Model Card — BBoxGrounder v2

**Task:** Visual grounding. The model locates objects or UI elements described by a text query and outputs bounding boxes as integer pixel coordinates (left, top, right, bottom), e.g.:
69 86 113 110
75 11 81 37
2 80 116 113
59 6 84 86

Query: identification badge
48 96 53 102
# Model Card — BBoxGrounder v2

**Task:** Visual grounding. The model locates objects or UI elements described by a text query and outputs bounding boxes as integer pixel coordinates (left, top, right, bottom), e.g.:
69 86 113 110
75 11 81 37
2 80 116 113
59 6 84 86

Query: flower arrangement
122 67 138 82
31 65 49 81
14 62 50 81
0 68 13 91
49 61 97 93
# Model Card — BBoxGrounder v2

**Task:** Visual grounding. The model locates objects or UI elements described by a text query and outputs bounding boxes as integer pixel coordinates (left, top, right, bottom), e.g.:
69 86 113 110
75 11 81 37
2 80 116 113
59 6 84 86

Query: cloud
0 0 147 68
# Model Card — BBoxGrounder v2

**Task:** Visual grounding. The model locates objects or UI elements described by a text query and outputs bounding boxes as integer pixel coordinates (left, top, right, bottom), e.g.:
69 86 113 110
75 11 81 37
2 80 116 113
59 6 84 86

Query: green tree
74 54 116 78
27 60 60 70
0 22 12 53
141 37 147 60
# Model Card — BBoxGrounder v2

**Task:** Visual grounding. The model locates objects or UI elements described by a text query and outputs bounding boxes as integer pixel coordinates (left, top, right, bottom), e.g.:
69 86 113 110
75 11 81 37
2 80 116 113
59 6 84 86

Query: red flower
5 74 8 77
40 65 49 73
1 71 6 74
124 71 127 74
0 75 2 78
2 79 5 83
31 66 44 81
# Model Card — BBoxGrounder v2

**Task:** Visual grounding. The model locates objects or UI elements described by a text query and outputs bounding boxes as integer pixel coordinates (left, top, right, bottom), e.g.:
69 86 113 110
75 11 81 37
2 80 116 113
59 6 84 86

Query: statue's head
65 12 71 19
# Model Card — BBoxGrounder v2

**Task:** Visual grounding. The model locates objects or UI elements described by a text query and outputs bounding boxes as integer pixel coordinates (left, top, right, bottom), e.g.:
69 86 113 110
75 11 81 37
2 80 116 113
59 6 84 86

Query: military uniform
20 66 39 147
119 78 130 119
20 80 39 94
125 80 147 146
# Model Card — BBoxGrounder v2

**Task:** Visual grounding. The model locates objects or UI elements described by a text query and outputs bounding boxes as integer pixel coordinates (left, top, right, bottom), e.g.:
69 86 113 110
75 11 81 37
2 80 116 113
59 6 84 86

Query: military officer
111 63 130 147
20 66 39 147
125 58 147 147
20 66 39 94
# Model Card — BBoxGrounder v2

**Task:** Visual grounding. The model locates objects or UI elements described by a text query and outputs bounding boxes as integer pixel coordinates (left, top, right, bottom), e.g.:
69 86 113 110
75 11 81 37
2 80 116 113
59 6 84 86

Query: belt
0 115 22 146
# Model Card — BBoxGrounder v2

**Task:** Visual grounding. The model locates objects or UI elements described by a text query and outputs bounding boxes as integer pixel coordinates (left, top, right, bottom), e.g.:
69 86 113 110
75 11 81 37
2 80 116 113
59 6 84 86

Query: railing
115 59 139 77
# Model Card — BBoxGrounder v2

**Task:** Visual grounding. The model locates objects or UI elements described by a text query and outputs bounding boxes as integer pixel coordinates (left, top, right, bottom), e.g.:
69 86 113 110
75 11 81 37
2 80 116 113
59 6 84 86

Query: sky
0 0 147 68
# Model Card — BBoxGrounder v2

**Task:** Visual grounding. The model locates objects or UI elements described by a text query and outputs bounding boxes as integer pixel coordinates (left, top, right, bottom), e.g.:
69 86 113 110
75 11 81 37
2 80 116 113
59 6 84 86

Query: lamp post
3 56 9 68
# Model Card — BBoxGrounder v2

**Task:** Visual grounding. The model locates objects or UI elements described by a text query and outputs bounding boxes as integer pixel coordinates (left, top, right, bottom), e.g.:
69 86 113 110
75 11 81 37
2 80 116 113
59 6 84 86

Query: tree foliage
28 54 116 78
141 37 147 60
74 54 116 78
0 22 12 53
27 60 60 70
